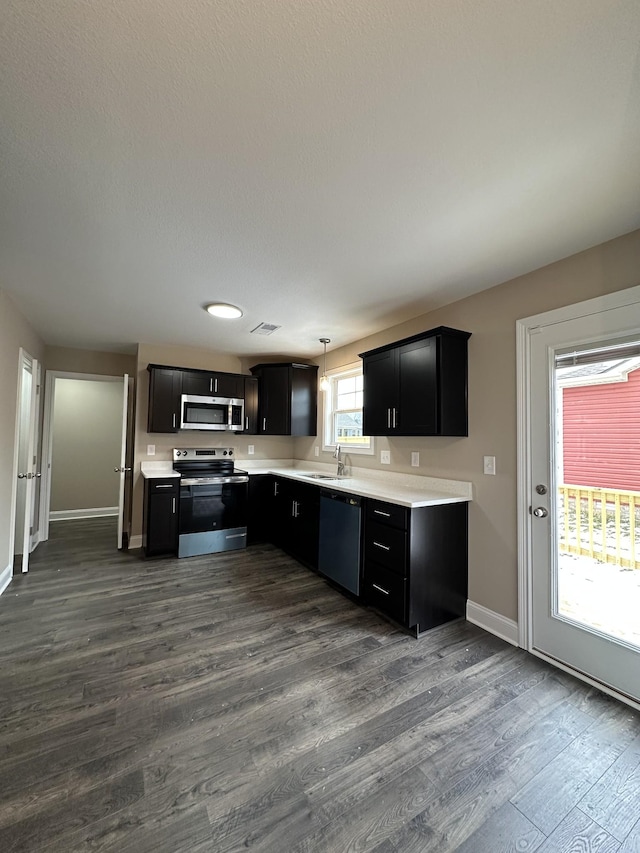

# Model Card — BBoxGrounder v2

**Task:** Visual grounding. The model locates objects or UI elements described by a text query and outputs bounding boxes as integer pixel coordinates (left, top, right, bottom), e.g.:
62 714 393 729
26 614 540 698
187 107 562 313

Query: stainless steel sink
299 472 337 480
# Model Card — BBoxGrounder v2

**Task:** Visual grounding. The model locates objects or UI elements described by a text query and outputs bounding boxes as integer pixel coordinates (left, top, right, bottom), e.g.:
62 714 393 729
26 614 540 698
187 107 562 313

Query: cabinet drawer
363 563 406 624
147 478 179 494
364 521 407 574
366 499 408 530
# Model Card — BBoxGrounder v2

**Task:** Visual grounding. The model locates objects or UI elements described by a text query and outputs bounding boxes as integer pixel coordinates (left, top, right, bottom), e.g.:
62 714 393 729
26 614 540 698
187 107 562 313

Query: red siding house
560 359 640 491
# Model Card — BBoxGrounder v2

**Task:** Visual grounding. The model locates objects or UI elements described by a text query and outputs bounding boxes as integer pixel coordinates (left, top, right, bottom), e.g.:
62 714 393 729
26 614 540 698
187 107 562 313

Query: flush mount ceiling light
319 338 330 392
204 302 243 319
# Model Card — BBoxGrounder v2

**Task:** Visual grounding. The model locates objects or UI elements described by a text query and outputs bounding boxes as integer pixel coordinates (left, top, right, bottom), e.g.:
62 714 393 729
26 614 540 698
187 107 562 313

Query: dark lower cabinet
143 478 179 556
247 474 273 544
271 477 319 569
362 497 468 634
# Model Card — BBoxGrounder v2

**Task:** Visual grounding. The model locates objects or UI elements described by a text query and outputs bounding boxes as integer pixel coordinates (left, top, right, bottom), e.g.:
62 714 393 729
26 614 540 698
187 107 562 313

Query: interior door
528 301 640 704
16 355 39 573
115 374 131 549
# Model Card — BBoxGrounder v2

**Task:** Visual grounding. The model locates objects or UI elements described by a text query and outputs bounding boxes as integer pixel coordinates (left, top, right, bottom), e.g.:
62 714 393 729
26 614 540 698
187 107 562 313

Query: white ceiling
1 1 639 359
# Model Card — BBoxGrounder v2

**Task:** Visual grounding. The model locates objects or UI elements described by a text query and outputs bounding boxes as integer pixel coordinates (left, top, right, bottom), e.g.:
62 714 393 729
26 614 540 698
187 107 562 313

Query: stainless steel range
172 447 249 558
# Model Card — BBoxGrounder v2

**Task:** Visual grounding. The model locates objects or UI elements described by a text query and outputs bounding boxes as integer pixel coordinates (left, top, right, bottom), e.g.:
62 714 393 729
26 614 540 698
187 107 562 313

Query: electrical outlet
483 455 496 475
248 445 254 455
381 450 391 464
147 444 155 456
411 451 420 467
314 446 319 457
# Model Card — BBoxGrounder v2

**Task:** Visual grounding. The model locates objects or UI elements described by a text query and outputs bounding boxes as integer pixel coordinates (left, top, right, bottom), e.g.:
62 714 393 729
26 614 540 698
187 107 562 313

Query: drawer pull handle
155 484 173 489
372 583 390 595
374 510 391 517
373 541 390 551
225 533 247 540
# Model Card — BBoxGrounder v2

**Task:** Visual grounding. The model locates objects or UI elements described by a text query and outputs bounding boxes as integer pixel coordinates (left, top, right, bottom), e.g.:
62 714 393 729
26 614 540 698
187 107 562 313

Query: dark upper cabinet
250 363 318 436
147 366 183 433
148 364 248 433
243 376 259 434
182 370 243 398
360 326 470 437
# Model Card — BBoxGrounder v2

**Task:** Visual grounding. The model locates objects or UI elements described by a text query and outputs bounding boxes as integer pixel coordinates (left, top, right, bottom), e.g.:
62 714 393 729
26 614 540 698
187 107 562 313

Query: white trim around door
517 282 640 710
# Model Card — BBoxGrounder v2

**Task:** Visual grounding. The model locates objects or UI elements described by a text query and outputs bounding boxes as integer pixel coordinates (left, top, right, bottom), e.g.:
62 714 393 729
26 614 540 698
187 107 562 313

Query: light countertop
140 458 473 508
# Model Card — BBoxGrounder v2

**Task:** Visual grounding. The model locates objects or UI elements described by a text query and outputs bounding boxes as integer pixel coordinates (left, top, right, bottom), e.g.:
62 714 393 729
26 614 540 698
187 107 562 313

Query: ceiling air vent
250 322 281 336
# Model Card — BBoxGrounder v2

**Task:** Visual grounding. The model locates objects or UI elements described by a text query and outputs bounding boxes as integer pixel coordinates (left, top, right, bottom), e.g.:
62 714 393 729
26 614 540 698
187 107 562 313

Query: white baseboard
0 565 12 597
50 506 118 522
128 534 143 549
466 600 519 647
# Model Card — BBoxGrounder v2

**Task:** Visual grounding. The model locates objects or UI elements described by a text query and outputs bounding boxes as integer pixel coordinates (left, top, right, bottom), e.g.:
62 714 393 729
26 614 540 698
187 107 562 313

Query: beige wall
0 289 45 577
295 229 640 622
45 346 136 377
50 378 123 513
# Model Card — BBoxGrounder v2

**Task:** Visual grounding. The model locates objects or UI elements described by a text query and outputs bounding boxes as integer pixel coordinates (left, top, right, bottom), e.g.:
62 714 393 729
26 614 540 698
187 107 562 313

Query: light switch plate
248 445 255 455
483 455 496 475
411 451 420 467
381 450 391 464
314 446 319 457
147 444 155 456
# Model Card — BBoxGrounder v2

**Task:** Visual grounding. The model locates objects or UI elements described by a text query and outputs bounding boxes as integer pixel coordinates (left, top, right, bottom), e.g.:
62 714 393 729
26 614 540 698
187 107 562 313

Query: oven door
178 481 248 557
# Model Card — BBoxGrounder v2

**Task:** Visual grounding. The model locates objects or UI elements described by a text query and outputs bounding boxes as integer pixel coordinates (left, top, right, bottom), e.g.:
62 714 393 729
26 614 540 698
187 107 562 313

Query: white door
522 290 640 705
115 373 131 549
15 354 39 573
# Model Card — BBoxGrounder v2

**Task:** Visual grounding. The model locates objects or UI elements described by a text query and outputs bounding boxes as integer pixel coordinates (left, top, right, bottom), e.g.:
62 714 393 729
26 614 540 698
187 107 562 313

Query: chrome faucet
334 444 345 477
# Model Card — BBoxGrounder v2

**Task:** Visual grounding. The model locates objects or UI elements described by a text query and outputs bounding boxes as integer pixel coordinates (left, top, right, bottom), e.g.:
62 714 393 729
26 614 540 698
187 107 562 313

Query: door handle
373 541 391 551
393 408 397 428
372 583 390 595
387 408 391 429
263 418 267 431
17 473 27 479
114 467 133 473
374 509 391 517
172 497 176 513
172 413 177 429
532 507 548 518
245 416 249 430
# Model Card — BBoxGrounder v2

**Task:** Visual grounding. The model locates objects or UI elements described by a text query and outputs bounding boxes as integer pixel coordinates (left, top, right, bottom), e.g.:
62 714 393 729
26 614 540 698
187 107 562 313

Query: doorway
39 372 133 550
518 284 640 707
12 349 41 575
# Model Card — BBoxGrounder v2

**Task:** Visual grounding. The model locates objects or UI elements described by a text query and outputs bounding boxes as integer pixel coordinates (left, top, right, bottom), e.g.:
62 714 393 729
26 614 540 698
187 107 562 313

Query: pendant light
319 338 330 392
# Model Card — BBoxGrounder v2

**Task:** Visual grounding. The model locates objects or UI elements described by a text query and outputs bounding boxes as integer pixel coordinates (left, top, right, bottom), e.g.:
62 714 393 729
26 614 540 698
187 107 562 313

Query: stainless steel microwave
180 395 245 431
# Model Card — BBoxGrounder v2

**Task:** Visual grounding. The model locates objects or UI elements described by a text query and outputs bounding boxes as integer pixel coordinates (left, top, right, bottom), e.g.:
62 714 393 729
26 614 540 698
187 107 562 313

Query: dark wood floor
0 519 639 852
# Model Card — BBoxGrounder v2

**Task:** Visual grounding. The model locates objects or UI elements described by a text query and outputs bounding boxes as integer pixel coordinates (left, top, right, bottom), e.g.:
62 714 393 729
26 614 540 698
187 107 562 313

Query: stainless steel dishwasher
318 489 362 595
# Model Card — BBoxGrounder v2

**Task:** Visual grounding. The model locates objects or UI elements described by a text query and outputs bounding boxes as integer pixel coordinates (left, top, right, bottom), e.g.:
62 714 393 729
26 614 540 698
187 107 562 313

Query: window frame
322 361 374 455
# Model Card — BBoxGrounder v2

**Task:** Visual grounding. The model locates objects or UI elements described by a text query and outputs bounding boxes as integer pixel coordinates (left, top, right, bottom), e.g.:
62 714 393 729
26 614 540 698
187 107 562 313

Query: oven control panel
173 447 234 461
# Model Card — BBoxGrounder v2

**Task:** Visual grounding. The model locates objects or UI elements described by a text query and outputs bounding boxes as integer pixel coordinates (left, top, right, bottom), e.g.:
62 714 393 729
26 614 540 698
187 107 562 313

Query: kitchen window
323 364 373 454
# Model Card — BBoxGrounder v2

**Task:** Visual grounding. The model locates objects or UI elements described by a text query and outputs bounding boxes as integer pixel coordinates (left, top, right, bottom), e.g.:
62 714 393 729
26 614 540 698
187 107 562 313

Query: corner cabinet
359 326 471 436
249 363 318 436
362 498 468 634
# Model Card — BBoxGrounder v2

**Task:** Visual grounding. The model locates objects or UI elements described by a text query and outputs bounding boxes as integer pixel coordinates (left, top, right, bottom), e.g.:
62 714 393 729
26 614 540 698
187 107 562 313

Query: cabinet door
290 483 319 568
148 368 182 433
243 376 259 434
362 349 396 436
181 371 212 396
181 371 243 398
144 480 179 556
214 373 243 398
397 337 437 435
259 367 290 435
